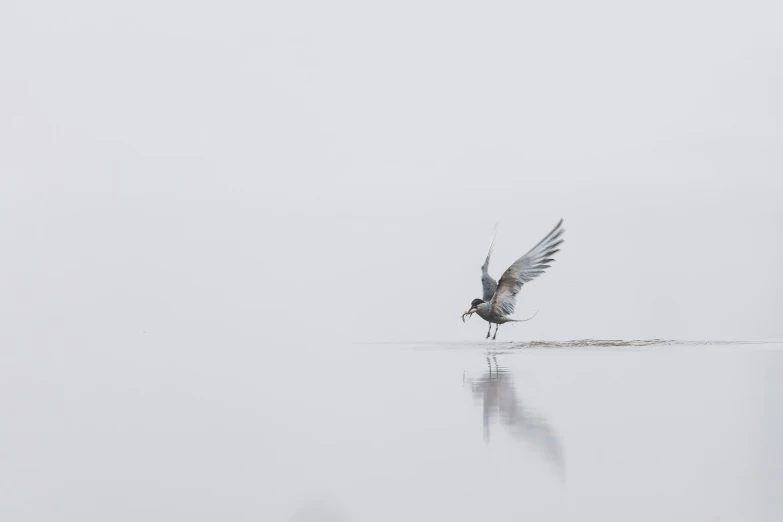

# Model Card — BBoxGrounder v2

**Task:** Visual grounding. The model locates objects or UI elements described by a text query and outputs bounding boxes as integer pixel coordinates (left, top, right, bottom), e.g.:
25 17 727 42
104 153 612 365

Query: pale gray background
1 1 782 521
2 0 782 344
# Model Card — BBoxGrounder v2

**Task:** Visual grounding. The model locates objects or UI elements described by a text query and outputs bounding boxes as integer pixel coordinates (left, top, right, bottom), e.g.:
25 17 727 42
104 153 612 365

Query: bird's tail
509 310 538 322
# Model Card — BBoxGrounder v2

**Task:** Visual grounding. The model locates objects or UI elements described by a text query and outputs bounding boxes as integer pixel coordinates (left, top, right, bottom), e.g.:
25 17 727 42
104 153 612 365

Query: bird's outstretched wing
481 223 499 301
489 219 564 317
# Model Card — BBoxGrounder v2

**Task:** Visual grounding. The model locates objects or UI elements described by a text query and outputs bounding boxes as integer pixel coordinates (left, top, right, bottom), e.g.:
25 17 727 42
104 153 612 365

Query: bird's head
462 298 485 322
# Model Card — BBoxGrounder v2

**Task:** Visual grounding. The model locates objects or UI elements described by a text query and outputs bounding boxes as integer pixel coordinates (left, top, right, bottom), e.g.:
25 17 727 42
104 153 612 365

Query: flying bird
462 219 564 339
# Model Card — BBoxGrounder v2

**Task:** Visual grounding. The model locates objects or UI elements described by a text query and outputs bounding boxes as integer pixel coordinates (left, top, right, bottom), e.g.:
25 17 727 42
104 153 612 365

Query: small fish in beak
462 307 478 323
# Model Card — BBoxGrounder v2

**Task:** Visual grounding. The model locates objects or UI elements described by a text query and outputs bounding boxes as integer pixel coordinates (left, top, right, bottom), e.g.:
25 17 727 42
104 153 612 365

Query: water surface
2 340 781 521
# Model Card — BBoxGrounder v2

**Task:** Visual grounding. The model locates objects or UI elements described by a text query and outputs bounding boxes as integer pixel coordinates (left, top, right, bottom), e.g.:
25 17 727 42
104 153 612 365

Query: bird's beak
461 307 478 323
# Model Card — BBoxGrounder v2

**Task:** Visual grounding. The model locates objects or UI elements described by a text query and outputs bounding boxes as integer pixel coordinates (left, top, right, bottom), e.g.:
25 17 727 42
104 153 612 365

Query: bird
462 219 564 340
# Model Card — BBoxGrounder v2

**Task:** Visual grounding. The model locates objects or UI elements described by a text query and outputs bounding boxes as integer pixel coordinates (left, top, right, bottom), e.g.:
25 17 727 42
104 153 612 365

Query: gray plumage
463 219 565 339
480 223 499 301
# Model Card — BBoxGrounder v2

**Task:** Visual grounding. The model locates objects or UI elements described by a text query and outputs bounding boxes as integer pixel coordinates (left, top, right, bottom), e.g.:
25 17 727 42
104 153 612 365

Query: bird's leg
492 324 499 340
486 322 492 339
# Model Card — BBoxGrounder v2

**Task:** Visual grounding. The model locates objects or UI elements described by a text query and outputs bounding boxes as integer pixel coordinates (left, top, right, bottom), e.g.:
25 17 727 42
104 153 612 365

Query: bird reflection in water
464 355 565 478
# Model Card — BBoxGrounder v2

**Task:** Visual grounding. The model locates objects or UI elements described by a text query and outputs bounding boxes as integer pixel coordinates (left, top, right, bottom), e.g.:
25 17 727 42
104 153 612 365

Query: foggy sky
2 0 782 345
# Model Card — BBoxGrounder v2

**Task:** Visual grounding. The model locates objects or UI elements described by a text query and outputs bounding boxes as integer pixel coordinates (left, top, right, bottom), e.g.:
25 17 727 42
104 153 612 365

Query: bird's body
471 302 520 324
463 219 564 339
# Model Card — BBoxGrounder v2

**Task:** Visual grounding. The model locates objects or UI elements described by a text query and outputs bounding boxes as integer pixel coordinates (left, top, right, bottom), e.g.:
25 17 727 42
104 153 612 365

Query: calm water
2 340 782 521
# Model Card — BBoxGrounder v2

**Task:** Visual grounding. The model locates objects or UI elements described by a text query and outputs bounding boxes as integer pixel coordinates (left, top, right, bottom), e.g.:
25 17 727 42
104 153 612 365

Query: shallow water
2 340 782 521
